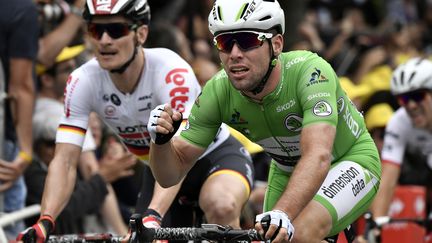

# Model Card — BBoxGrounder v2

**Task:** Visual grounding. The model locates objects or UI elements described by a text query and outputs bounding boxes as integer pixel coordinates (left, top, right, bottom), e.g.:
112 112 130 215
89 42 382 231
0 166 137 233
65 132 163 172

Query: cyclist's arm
150 137 205 188
370 161 400 217
273 123 335 220
148 179 184 217
40 142 81 219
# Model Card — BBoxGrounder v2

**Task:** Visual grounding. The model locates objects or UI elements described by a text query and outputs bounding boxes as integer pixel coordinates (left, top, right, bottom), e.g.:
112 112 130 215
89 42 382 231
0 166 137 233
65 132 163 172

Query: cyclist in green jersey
147 0 381 242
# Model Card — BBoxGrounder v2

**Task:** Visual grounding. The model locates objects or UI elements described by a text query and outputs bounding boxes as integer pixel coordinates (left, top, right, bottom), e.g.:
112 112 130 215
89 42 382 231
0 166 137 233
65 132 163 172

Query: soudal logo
165 68 190 113
94 0 117 13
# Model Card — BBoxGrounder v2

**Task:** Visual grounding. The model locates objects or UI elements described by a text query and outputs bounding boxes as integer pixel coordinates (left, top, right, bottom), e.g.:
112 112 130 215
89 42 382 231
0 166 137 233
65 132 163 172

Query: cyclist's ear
137 25 149 46
271 34 284 56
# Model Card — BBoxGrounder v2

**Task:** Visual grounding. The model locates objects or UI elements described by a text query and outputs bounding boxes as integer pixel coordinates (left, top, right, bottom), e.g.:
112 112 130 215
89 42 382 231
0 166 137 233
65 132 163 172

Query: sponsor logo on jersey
116 125 151 149
313 101 332 116
111 94 121 106
138 94 153 101
306 68 329 87
307 92 330 101
285 56 306 69
229 109 248 125
276 99 295 112
284 114 303 132
138 102 152 112
343 107 362 138
64 75 78 118
337 97 345 114
103 94 110 102
165 68 190 113
320 166 362 198
104 105 116 116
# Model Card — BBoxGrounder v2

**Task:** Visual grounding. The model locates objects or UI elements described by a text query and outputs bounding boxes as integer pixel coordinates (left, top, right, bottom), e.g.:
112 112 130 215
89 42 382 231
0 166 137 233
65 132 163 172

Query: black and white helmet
83 0 150 24
391 57 432 95
208 0 285 36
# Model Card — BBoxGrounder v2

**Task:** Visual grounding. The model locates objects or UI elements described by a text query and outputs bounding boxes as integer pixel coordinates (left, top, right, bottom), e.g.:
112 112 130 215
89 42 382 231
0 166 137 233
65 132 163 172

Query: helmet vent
217 6 223 21
407 72 416 85
259 16 272 21
400 71 405 86
239 3 249 19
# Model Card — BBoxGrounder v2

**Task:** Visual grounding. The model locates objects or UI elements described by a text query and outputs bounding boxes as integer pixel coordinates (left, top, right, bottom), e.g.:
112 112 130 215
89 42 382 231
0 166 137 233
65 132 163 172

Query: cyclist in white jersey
16 0 254 242
371 57 432 220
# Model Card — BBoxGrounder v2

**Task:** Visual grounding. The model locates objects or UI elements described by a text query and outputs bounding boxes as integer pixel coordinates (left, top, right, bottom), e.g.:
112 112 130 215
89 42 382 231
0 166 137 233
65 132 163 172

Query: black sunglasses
87 22 137 40
214 31 273 52
396 89 429 106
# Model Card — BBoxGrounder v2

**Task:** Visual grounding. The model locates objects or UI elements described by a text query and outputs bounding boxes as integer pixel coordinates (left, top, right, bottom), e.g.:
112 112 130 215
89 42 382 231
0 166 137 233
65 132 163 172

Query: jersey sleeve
180 73 225 148
296 54 339 127
56 68 94 147
380 109 408 165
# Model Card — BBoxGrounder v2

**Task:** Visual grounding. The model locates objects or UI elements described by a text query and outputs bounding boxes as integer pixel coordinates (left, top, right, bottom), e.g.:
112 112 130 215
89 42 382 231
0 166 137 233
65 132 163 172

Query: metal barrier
0 204 41 242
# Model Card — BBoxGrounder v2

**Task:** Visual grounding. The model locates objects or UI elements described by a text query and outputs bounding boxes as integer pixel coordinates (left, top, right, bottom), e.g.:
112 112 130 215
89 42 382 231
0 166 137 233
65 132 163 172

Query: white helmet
83 0 150 24
391 57 432 95
208 0 285 36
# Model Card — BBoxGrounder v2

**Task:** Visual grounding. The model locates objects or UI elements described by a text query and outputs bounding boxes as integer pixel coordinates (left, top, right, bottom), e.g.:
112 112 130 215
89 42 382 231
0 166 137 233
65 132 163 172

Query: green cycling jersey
181 50 380 178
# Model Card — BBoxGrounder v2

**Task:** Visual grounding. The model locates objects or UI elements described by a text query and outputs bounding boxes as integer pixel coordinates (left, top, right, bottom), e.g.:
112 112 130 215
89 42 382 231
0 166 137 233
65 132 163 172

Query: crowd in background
2 0 432 240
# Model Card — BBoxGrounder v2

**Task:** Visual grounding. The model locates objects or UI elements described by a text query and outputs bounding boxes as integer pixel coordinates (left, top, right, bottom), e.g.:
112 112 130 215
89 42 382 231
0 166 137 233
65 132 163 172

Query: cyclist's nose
229 42 244 57
99 31 113 42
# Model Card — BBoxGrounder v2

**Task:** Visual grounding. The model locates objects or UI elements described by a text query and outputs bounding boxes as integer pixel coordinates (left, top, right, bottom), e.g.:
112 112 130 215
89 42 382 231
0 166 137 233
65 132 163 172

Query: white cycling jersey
56 48 229 163
381 107 432 168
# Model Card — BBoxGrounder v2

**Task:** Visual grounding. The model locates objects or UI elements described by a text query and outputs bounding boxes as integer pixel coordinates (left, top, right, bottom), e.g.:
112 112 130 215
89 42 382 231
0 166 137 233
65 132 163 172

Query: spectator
26 102 133 234
0 0 39 239
36 0 86 69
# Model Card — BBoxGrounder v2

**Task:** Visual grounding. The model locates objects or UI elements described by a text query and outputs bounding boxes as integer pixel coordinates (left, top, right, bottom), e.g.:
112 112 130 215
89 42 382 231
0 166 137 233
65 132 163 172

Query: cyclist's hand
142 209 167 243
147 104 183 145
142 209 162 228
255 210 294 242
16 215 55 243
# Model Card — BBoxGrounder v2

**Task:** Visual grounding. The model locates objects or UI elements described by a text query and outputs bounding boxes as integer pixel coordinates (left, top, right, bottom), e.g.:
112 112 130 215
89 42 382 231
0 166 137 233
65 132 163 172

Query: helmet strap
110 40 139 74
250 39 277 95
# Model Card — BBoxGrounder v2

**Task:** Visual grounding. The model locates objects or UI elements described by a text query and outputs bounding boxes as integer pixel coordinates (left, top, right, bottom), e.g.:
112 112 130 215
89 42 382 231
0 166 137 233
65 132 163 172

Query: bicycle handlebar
47 214 264 243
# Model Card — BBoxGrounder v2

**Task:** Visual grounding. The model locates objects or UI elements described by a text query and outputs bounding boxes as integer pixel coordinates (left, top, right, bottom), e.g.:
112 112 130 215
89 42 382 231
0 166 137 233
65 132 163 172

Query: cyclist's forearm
41 160 77 219
149 179 184 216
275 151 331 219
370 163 400 217
149 137 202 188
274 124 334 219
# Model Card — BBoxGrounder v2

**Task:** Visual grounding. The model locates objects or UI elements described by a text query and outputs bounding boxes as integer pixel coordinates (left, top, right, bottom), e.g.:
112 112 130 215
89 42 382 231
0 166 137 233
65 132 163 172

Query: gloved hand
142 209 167 243
142 208 163 228
16 215 55 243
255 210 294 242
147 104 183 145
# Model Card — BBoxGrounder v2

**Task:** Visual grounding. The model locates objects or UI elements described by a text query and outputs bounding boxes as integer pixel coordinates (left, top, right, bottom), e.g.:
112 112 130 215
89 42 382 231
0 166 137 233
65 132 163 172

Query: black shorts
135 135 254 227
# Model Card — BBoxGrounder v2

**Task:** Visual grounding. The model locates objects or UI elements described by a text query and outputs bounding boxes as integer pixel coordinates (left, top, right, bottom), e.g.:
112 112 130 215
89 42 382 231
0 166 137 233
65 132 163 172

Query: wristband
18 151 32 164
143 208 162 222
39 214 55 233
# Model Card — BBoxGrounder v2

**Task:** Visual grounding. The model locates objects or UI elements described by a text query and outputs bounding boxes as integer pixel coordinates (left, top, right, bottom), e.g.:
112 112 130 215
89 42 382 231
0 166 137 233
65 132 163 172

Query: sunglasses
87 22 137 40
396 89 429 106
214 31 273 52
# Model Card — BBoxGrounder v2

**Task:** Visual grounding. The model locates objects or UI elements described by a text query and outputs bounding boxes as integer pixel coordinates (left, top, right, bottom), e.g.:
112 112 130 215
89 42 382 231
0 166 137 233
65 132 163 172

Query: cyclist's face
88 16 138 71
218 35 275 93
399 90 432 130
